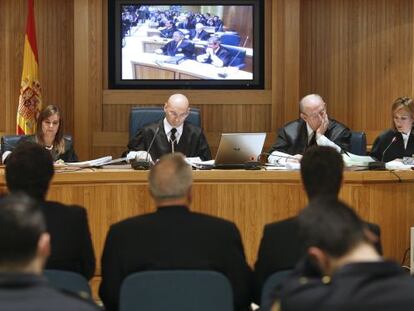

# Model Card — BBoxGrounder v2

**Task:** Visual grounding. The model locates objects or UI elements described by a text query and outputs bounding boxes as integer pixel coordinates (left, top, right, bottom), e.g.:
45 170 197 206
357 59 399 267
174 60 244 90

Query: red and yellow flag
17 0 42 135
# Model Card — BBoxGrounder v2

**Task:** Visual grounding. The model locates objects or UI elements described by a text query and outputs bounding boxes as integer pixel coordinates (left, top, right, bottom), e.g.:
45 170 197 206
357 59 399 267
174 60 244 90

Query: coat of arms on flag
17 0 42 135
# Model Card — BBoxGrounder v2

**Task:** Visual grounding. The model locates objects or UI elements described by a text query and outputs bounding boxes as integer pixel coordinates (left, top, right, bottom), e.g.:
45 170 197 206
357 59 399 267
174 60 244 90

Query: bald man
126 94 211 161
99 154 252 311
269 94 351 163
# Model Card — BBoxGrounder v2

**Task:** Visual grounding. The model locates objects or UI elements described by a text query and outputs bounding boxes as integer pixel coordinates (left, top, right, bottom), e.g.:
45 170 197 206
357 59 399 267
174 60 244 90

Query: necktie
308 132 317 147
170 128 177 153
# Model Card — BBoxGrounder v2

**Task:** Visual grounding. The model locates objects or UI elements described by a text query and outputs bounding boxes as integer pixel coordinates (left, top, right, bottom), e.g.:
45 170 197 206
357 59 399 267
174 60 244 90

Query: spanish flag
17 0 42 135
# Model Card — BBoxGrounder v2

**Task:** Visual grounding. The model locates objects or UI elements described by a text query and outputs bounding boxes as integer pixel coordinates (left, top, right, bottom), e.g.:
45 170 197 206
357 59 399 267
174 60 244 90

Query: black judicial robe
161 39 195 59
127 120 212 161
370 129 414 162
269 118 351 155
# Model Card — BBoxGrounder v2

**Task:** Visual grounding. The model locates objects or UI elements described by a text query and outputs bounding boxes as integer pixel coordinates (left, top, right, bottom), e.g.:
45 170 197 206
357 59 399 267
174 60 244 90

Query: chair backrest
129 106 201 139
220 33 241 46
1 135 25 154
260 270 292 311
222 44 246 69
1 134 74 154
119 270 234 311
43 269 92 298
349 131 367 155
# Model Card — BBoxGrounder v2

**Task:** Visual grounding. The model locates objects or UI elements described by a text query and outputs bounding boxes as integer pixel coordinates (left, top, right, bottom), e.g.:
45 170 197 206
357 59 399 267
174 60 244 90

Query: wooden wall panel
223 6 253 48
300 0 414 134
74 0 103 160
91 0 296 158
0 0 74 135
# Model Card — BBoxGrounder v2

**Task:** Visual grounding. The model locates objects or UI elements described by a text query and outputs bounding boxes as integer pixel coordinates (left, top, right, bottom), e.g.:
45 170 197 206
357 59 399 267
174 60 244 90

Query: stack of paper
385 160 414 170
342 152 376 167
66 156 113 167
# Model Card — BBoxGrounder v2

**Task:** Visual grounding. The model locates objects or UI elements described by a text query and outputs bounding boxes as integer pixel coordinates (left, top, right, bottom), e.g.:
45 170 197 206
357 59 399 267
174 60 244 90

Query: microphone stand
381 136 398 162
131 127 160 170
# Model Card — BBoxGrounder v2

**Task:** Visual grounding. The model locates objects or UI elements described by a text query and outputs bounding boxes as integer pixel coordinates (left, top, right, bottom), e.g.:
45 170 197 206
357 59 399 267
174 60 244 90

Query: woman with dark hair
370 97 414 162
18 105 78 162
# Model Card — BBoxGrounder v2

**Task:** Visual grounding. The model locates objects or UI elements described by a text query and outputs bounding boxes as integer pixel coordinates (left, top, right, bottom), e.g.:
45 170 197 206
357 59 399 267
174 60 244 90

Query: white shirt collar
306 123 314 143
401 130 411 149
163 118 183 143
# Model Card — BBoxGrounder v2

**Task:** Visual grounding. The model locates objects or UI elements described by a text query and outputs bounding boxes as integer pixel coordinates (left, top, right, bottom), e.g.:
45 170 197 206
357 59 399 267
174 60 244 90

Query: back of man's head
148 153 192 203
298 197 367 259
0 193 46 270
5 142 54 201
300 146 343 199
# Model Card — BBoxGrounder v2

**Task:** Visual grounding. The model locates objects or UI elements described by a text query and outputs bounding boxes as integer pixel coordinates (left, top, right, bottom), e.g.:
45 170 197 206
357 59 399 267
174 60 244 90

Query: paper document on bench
66 156 113 167
342 152 375 167
385 160 414 171
185 157 215 168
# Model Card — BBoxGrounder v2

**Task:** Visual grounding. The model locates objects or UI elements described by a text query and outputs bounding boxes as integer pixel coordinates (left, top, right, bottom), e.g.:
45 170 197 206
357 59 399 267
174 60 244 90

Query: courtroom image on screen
121 5 254 81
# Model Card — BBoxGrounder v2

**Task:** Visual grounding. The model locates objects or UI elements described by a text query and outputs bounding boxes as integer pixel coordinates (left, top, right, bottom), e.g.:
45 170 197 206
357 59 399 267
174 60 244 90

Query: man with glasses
268 94 351 163
126 93 211 161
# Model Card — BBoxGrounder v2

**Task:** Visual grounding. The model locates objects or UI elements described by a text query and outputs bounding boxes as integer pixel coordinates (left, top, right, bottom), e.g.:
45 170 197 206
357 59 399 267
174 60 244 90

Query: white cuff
2 151 11 164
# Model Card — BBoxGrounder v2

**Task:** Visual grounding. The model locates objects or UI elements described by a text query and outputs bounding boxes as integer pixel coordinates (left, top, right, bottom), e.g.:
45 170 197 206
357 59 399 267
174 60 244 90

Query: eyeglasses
302 107 326 119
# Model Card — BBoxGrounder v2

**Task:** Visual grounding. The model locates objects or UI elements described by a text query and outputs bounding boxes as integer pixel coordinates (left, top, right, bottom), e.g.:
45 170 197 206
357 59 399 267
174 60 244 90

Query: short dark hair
298 197 367 258
5 142 54 200
0 193 46 267
300 146 344 199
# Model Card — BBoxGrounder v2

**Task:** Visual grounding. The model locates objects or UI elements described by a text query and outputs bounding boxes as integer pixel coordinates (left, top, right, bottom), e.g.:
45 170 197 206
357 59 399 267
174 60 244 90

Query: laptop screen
215 133 266 165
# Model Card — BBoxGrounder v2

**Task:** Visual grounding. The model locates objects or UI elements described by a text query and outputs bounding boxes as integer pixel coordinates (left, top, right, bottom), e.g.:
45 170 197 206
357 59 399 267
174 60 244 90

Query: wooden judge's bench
1 168 413 294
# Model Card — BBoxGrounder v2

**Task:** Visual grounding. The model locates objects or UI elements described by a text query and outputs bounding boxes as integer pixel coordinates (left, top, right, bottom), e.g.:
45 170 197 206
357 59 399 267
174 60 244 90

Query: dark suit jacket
204 46 232 67
161 39 195 59
370 129 414 162
190 29 210 41
274 261 414 311
160 26 176 38
253 217 382 303
269 118 351 155
99 205 252 311
0 273 99 311
41 201 95 280
18 135 78 162
127 120 212 161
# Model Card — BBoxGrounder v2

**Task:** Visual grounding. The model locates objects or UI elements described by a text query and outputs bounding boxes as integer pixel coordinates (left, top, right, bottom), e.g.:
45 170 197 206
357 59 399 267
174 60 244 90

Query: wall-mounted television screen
108 0 264 89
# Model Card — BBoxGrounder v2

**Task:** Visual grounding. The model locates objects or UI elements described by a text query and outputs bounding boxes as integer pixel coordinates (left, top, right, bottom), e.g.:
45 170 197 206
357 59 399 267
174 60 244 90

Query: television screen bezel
108 0 264 89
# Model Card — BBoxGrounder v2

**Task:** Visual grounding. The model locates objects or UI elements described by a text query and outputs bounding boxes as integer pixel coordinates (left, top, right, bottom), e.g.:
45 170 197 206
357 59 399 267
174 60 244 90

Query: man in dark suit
190 22 210 41
99 153 252 311
272 197 414 311
254 146 382 304
126 93 211 161
159 20 176 38
157 30 195 59
5 143 95 280
196 36 232 67
0 194 99 311
268 94 351 164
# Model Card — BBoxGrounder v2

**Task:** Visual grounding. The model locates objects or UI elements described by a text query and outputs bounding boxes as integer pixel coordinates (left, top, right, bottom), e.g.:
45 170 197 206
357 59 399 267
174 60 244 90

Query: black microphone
381 135 398 162
218 36 249 78
227 36 249 68
369 135 398 170
131 127 160 170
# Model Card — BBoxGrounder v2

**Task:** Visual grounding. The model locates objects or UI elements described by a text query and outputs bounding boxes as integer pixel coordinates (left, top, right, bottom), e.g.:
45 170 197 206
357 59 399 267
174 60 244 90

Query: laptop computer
214 133 266 169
